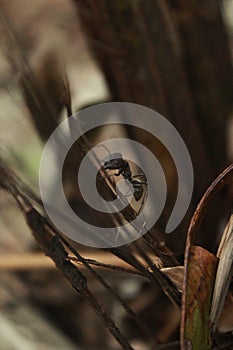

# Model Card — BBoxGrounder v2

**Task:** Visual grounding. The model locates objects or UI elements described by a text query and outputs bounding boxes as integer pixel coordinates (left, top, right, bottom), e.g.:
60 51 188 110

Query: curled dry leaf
182 246 217 350
181 164 233 350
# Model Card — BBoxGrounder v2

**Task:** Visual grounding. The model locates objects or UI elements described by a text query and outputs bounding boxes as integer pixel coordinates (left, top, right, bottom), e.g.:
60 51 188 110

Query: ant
102 153 147 202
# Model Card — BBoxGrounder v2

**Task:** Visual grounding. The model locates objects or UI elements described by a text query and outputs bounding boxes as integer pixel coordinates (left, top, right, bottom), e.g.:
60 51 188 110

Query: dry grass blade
133 242 181 307
110 244 181 308
210 215 233 330
143 230 179 267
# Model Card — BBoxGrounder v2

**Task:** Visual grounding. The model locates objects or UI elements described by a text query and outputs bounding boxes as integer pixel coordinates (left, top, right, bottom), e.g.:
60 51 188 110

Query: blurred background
0 1 232 349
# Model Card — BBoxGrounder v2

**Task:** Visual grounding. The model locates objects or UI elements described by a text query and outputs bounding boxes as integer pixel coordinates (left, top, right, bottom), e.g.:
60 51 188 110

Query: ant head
103 153 122 168
102 153 126 170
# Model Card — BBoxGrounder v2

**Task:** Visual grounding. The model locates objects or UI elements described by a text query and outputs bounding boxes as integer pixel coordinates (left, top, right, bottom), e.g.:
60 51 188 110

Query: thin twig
109 246 181 307
133 242 181 308
19 199 135 350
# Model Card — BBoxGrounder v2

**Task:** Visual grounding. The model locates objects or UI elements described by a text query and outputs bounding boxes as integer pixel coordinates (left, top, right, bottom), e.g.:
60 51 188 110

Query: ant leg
132 179 147 186
135 181 147 186
132 174 146 180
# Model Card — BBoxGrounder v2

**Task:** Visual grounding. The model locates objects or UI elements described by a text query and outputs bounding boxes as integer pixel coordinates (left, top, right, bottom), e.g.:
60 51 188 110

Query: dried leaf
182 246 217 350
162 266 184 292
181 164 233 350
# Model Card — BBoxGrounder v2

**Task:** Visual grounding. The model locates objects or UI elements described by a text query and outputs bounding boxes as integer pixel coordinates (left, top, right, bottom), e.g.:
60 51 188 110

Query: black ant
102 153 147 202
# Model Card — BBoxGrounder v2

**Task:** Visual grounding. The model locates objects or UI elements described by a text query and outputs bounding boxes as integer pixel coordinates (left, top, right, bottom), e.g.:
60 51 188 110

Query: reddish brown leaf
181 246 217 350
